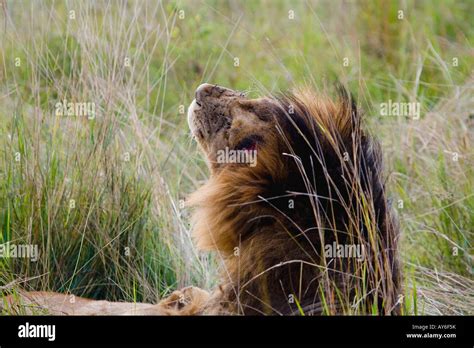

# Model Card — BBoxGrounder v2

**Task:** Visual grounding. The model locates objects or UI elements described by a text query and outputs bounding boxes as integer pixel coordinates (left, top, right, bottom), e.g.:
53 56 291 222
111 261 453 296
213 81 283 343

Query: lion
185 84 401 315
1 83 401 315
1 287 210 315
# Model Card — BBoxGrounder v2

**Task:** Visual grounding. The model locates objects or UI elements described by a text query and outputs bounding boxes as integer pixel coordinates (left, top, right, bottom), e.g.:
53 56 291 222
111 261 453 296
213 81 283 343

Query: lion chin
2 84 401 316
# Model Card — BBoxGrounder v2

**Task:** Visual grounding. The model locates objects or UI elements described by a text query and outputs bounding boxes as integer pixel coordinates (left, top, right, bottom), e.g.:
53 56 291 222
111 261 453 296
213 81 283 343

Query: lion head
188 84 281 172
187 84 401 315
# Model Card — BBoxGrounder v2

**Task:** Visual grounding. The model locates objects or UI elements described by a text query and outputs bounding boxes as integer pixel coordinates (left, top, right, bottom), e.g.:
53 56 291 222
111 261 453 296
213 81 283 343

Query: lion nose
195 83 228 106
195 83 215 105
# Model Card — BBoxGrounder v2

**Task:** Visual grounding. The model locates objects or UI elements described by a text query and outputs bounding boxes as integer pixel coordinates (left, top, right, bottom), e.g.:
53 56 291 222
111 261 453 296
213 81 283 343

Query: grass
0 0 472 314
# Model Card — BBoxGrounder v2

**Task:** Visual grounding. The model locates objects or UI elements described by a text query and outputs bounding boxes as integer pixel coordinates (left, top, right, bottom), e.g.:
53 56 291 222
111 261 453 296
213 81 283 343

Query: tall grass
0 0 472 314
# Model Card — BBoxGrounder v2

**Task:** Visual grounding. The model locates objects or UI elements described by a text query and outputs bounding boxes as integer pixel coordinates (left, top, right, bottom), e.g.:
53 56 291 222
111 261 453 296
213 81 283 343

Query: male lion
185 84 401 315
2 84 401 315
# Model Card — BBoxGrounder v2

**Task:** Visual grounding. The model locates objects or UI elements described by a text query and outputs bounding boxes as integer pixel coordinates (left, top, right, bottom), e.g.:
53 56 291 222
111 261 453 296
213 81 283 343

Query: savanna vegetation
0 0 472 314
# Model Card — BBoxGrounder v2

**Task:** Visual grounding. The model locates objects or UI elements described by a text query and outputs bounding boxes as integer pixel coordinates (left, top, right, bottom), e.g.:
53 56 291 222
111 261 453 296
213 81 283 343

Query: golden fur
1 287 210 315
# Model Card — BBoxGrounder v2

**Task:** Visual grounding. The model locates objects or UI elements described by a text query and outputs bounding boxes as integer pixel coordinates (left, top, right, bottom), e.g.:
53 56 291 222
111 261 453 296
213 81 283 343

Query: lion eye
235 135 262 151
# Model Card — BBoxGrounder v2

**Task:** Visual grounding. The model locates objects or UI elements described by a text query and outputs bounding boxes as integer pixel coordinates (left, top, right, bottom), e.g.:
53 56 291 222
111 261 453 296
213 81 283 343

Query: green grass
0 0 472 314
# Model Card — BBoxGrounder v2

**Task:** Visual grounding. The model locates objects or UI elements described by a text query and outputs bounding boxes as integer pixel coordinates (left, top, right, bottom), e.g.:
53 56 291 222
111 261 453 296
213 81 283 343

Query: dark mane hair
189 87 401 315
